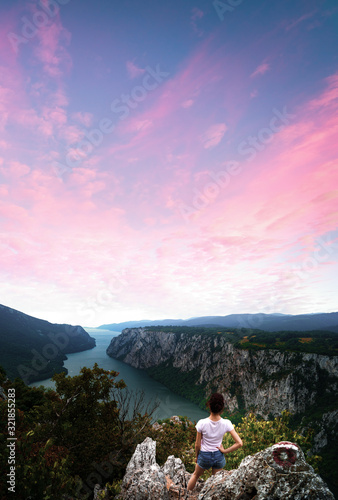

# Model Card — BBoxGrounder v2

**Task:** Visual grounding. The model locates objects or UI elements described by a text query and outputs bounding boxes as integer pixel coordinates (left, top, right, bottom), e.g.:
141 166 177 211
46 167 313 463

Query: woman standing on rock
186 393 243 494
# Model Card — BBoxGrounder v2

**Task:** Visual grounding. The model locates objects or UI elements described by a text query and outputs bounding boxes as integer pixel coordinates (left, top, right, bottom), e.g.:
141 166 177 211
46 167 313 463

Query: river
29 328 208 422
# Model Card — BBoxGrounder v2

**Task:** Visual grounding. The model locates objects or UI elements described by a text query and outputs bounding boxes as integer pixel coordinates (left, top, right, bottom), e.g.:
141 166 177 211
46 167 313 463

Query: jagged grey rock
93 484 103 499
119 437 169 499
162 455 187 488
116 438 334 500
118 437 203 499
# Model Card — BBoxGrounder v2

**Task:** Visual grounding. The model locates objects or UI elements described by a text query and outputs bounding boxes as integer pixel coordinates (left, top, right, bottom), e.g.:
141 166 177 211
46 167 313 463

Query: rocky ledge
95 437 334 500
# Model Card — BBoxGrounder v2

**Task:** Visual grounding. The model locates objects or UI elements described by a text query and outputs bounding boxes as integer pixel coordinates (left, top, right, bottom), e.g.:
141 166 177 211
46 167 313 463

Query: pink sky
0 1 337 326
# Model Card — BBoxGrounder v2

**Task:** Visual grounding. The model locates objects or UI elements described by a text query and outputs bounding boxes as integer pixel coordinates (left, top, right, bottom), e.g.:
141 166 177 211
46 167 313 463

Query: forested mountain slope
0 304 95 382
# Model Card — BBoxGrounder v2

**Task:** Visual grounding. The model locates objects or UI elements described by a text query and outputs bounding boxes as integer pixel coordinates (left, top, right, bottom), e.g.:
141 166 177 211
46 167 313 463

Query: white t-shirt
196 417 234 452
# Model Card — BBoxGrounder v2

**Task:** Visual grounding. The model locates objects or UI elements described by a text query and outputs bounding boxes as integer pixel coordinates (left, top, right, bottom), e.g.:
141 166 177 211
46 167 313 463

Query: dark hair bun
208 393 225 414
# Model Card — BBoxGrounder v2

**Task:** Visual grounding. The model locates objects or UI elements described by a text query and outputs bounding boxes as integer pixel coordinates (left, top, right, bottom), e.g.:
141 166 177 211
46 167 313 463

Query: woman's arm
195 431 202 461
217 429 243 455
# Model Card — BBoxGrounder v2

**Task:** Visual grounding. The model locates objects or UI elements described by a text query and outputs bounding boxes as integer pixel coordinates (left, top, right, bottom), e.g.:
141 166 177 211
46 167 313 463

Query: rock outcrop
93 436 201 500
117 437 202 499
111 437 334 500
119 437 169 499
199 441 334 499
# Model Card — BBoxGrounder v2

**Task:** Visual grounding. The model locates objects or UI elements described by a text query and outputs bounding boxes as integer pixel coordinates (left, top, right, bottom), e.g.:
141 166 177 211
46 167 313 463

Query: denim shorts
197 450 226 470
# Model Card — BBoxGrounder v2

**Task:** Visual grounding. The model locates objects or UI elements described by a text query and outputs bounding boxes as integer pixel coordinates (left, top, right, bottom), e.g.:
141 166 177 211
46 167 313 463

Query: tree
30 364 159 484
151 416 196 472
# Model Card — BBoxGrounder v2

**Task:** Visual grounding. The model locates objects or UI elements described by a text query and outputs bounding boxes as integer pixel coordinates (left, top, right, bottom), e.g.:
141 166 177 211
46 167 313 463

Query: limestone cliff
106 327 338 418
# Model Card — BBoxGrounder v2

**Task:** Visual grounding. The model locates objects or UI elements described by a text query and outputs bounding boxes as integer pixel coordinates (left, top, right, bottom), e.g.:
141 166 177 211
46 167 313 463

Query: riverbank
30 328 208 422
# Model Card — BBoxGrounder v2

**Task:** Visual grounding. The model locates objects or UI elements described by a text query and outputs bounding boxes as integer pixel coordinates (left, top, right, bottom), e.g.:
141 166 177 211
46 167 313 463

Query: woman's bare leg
187 463 206 491
212 467 223 475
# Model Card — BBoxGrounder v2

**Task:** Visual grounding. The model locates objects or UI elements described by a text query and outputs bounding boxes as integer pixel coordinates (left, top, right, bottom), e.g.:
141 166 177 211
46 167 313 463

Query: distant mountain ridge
0 304 96 383
99 312 338 333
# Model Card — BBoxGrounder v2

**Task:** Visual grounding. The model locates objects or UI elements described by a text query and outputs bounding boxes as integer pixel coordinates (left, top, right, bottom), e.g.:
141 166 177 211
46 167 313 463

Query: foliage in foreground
0 364 158 500
0 365 326 499
221 411 320 471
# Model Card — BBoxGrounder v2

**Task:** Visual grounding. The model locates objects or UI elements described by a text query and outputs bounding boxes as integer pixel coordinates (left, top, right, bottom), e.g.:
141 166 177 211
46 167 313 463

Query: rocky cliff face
106 328 338 419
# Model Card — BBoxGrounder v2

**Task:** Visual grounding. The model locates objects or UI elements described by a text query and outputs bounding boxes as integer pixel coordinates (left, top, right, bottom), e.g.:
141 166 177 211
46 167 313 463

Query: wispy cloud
285 11 317 31
181 99 195 108
201 123 228 149
126 60 146 79
250 62 270 78
190 7 204 36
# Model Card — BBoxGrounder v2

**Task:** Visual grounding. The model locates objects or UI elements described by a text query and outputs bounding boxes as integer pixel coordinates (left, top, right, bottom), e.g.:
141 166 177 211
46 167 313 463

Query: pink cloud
0 87 12 130
58 125 84 144
308 73 338 109
71 111 94 127
191 7 204 21
181 99 195 108
145 73 337 321
13 107 56 136
34 21 72 77
108 41 246 189
0 184 8 197
250 62 270 78
0 161 30 178
201 123 228 149
201 80 338 263
190 7 204 36
126 60 146 79
285 11 317 31
0 7 82 186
